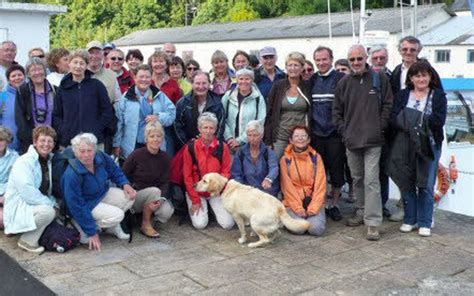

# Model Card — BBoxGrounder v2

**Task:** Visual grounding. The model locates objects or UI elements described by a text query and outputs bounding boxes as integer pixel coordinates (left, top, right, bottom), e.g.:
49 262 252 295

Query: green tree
252 0 289 18
191 0 231 25
223 1 259 22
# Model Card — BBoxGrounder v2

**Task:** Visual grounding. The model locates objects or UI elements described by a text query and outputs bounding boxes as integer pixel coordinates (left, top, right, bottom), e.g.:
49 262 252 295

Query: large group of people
0 35 446 254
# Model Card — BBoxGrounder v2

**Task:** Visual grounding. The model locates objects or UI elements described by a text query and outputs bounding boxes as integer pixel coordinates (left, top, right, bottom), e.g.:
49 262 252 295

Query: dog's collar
220 180 230 195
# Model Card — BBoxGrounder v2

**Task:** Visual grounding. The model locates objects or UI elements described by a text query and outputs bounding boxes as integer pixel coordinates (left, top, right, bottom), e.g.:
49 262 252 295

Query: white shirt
400 63 409 90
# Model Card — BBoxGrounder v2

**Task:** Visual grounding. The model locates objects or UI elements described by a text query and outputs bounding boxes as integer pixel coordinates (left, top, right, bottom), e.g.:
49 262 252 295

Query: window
468 49 474 63
435 50 450 63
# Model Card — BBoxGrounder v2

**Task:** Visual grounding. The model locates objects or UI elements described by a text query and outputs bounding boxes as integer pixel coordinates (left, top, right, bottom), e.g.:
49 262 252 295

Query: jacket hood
227 84 262 102
124 84 159 101
283 144 317 160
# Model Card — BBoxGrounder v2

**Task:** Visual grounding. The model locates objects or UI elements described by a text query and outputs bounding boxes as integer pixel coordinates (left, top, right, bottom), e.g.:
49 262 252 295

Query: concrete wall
0 10 51 66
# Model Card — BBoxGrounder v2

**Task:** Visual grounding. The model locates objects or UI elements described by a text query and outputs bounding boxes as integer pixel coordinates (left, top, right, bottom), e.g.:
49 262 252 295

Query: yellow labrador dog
195 172 310 248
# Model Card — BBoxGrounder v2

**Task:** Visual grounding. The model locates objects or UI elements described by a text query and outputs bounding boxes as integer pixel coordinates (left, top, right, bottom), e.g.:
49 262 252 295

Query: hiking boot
326 206 342 221
106 224 130 240
382 207 391 218
388 209 404 222
18 240 45 254
418 227 431 237
346 214 364 227
399 224 417 233
366 226 380 241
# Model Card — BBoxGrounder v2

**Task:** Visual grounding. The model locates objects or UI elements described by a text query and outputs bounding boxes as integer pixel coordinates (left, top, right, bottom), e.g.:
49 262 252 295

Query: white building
114 4 453 73
419 11 474 79
0 2 66 66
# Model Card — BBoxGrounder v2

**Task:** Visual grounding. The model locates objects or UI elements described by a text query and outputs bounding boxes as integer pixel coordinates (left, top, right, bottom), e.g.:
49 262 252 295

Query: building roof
115 4 452 46
419 15 474 45
0 2 67 15
450 0 472 12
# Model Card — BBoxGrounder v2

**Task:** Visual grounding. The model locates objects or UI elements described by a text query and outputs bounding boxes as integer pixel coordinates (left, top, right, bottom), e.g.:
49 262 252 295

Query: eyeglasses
33 55 45 59
109 57 124 61
293 134 309 140
401 48 418 53
349 57 364 62
262 55 275 60
187 67 197 71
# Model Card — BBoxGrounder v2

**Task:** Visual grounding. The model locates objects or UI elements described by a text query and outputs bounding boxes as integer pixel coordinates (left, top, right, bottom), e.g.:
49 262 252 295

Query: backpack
39 220 80 253
170 139 224 186
371 70 383 111
237 146 269 166
52 149 134 242
168 139 224 225
51 147 83 222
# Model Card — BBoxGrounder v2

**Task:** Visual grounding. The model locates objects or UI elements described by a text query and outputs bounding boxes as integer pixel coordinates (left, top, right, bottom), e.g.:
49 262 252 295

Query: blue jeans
402 145 441 228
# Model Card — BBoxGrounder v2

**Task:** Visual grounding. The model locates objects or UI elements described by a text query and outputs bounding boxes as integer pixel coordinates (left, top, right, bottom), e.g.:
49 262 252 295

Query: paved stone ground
1 199 474 295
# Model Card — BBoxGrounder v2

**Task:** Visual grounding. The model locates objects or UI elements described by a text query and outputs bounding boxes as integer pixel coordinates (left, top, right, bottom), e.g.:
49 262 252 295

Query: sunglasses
187 67 197 71
33 55 45 59
262 55 275 60
110 57 124 61
372 56 386 60
303 68 314 73
349 57 364 62
401 47 418 53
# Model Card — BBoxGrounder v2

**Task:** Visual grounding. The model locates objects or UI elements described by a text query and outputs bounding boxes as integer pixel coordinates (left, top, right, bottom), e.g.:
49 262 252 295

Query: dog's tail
278 206 310 233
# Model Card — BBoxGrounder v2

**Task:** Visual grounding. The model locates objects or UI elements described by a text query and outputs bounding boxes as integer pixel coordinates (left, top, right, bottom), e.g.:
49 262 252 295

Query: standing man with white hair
0 41 18 90
369 46 391 77
163 43 177 59
369 45 392 219
333 44 393 241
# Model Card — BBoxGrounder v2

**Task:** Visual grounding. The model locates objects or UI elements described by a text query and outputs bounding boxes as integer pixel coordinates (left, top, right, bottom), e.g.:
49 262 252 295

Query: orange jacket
183 137 231 205
280 144 327 215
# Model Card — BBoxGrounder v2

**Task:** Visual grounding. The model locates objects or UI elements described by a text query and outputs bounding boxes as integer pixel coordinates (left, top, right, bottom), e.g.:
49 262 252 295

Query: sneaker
388 209 404 222
418 227 431 237
399 224 416 233
106 224 130 240
346 214 364 227
366 226 380 241
17 240 45 254
327 206 343 221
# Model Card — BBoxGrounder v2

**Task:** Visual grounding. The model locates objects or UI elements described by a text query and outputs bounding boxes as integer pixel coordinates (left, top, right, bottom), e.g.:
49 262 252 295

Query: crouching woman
3 126 57 254
61 133 137 251
280 125 327 236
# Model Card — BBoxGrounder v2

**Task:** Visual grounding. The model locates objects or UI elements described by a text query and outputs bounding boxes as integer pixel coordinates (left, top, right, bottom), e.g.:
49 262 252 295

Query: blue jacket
254 66 286 100
231 143 280 196
0 85 21 151
174 91 225 149
113 85 176 157
222 85 266 145
310 69 345 137
3 145 55 234
0 148 19 195
61 152 129 236
53 70 115 147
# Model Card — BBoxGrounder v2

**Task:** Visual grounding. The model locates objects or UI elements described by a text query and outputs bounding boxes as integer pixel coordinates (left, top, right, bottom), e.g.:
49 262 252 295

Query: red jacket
183 137 231 205
152 78 182 105
117 67 134 94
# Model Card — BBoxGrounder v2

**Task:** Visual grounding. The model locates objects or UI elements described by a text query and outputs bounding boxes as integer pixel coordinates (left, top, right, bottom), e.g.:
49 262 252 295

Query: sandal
140 225 160 238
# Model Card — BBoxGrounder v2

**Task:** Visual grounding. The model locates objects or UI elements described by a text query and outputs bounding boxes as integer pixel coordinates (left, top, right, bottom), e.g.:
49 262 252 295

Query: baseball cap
103 42 116 50
260 46 277 57
86 40 103 51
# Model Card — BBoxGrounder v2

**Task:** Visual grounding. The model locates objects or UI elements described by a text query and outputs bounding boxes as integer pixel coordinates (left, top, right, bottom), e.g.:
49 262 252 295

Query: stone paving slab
89 272 206 295
1 204 474 295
